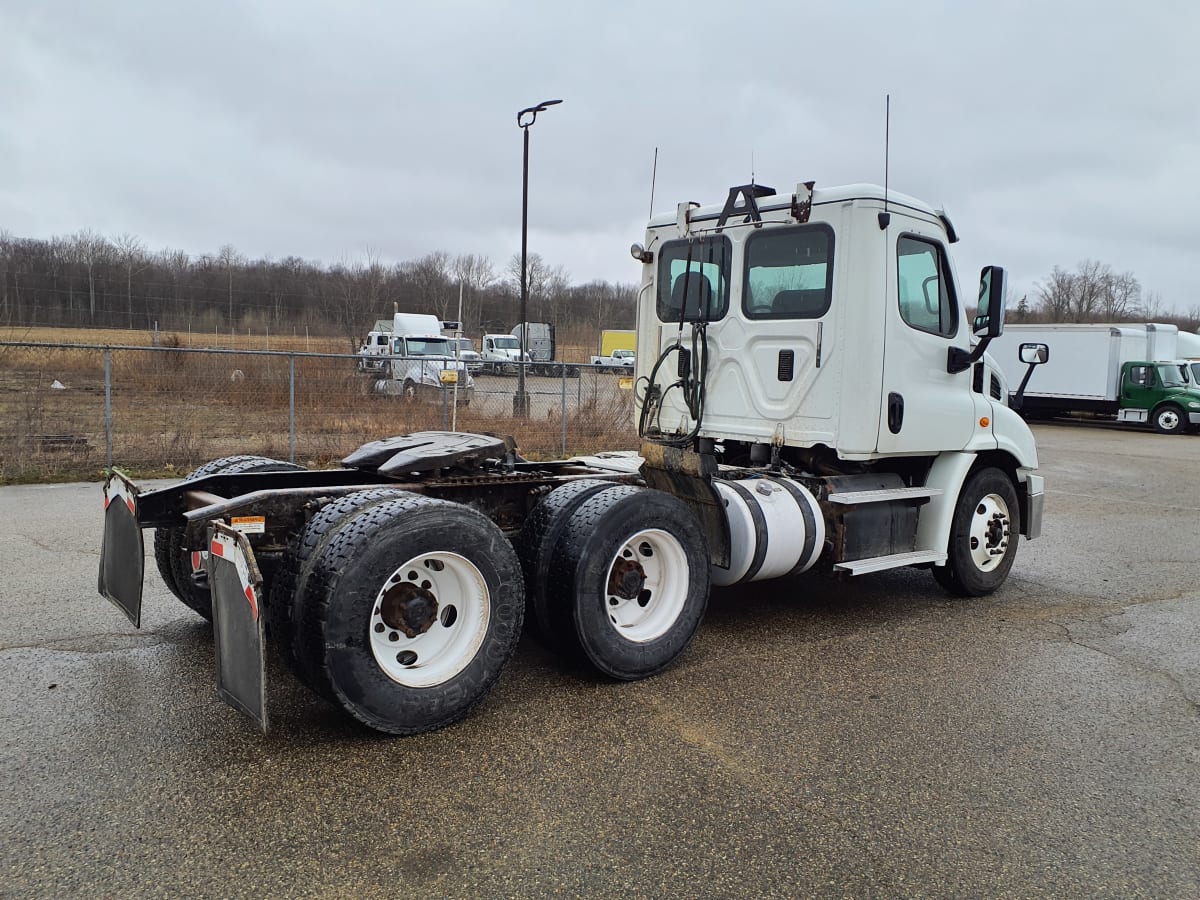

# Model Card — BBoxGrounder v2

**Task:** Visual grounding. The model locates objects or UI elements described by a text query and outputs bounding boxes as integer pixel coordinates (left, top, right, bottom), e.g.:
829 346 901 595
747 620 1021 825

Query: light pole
514 98 561 417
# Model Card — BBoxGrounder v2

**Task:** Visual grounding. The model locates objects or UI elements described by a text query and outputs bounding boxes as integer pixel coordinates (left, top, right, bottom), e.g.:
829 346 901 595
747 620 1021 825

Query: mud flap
98 471 144 628
207 523 269 733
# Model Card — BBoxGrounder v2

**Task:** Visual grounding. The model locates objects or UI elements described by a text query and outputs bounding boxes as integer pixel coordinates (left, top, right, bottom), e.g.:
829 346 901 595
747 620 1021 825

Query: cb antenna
649 147 658 219
879 94 891 230
751 149 755 186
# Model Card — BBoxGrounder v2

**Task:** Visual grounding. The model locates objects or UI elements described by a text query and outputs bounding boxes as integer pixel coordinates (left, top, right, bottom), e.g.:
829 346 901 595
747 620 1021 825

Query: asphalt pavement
1 422 1197 897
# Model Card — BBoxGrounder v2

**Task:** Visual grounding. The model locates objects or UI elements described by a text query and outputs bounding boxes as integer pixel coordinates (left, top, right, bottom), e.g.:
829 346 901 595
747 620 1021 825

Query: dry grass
0 341 638 483
1 325 346 353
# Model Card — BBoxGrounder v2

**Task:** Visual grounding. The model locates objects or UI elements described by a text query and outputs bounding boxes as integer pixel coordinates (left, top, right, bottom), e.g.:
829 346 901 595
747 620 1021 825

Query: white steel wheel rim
603 528 689 643
968 493 1011 573
1158 409 1180 429
368 551 490 687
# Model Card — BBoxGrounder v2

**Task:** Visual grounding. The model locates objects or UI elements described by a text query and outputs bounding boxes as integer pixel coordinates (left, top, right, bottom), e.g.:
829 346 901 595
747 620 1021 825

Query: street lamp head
517 99 563 128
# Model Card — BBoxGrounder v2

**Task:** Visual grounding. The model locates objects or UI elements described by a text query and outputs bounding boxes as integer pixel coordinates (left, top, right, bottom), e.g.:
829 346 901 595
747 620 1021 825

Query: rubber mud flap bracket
98 470 144 628
207 523 269 733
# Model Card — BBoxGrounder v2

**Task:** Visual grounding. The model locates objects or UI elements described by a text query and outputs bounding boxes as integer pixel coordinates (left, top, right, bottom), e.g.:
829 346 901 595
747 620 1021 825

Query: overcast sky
2 1 1197 314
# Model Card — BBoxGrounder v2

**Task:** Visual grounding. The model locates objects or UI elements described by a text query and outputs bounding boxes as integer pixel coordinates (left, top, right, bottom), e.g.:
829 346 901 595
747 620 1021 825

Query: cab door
876 221 978 453
1121 364 1158 412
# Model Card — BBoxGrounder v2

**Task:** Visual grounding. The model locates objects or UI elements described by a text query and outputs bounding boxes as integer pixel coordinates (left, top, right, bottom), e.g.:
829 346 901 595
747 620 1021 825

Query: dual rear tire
281 492 524 735
518 483 710 680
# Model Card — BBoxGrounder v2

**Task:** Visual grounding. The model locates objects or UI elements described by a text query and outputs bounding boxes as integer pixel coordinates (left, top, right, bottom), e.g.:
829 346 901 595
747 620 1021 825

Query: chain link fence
0 342 638 481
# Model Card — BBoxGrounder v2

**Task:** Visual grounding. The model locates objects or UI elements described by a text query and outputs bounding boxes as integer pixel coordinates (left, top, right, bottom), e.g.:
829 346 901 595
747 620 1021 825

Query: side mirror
1011 342 1049 411
947 265 1009 374
974 266 1007 338
1019 342 1049 365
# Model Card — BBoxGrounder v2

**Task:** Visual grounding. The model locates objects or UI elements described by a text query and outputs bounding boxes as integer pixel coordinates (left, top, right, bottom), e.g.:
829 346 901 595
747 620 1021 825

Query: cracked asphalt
1 422 1197 897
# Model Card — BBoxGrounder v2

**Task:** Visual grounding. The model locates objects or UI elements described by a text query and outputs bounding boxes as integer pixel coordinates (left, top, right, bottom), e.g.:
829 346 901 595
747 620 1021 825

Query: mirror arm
947 336 991 375
1010 361 1040 411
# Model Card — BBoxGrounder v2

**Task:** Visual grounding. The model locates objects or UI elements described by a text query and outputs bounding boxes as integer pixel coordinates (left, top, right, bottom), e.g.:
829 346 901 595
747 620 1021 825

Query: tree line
5 231 1196 344
0 229 638 349
1014 259 1199 331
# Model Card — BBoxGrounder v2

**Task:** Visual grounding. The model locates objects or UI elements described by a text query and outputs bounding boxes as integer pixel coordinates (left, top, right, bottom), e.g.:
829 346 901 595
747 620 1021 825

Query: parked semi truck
990 323 1200 433
514 322 581 377
99 180 1044 736
373 313 475 404
481 323 579 377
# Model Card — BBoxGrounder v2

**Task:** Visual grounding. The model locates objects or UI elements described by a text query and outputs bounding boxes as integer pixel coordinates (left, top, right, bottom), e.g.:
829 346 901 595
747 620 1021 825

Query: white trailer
989 324 1167 403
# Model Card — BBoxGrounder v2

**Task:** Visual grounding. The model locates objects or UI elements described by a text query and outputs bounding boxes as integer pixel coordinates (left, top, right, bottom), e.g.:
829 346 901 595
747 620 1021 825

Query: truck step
826 487 942 505
835 550 947 575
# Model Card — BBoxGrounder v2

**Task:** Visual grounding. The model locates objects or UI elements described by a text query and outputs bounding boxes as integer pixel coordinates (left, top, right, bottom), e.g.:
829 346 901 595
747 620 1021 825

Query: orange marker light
979 417 990 428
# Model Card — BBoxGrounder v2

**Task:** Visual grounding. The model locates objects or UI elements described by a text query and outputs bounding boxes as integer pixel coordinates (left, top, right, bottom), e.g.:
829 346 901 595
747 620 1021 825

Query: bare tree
112 233 149 328
0 229 11 324
1141 290 1164 320
217 244 245 326
1099 270 1140 320
507 252 569 324
451 253 495 330
400 252 454 320
70 229 112 322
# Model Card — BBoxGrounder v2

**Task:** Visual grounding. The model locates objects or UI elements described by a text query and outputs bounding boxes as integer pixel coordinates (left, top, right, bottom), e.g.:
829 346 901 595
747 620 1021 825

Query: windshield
493 337 519 349
1158 364 1188 388
1190 362 1200 385
403 338 453 357
613 349 634 359
454 339 475 352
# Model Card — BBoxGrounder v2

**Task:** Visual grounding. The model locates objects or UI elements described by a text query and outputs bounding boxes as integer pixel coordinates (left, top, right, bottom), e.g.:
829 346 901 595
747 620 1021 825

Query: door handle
887 392 904 434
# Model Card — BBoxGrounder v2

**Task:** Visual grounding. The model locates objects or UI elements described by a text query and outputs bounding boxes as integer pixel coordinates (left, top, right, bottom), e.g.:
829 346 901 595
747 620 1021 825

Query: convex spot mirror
1019 342 1050 365
974 266 1007 339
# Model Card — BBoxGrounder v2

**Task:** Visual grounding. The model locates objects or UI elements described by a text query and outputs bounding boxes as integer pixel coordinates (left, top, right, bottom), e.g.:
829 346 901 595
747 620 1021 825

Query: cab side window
1128 365 1152 387
897 236 957 337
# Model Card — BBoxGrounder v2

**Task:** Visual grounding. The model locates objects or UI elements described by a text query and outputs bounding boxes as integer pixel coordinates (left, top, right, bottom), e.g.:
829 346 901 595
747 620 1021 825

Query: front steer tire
294 494 524 735
1152 404 1186 435
933 467 1020 597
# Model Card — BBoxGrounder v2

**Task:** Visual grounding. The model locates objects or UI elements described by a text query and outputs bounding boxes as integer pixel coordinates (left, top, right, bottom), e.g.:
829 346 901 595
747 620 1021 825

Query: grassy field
0 325 597 361
0 336 636 483
1 324 347 353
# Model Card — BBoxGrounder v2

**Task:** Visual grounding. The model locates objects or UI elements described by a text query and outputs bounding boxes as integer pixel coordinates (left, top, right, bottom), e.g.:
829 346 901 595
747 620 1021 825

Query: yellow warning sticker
230 516 266 535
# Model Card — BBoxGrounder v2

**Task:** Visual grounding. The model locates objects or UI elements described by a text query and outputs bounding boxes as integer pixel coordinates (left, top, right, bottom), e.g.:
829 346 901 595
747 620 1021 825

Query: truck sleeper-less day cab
98 180 1043 736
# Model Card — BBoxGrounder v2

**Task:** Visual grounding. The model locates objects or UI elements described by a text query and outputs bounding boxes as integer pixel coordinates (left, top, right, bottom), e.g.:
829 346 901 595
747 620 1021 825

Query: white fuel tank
711 476 826 586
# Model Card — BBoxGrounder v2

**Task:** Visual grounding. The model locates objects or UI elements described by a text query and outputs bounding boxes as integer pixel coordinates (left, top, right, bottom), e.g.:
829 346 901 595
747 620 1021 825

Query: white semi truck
373 313 475 404
99 180 1044 736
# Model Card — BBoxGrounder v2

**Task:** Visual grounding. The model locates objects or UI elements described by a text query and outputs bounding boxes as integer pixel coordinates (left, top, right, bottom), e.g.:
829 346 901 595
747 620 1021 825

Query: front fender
981 402 1039 470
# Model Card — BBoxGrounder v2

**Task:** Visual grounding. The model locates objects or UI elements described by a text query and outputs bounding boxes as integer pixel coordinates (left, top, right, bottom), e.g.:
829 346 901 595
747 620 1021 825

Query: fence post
442 382 449 430
104 348 113 469
289 353 296 464
561 364 567 456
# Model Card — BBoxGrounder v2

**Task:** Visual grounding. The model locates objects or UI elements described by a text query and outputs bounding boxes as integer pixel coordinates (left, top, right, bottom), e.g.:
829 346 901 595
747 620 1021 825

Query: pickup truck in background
590 348 635 371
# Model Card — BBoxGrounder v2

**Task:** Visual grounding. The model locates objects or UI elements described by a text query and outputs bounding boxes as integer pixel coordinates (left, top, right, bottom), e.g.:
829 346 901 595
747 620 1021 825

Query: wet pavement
1 422 1197 897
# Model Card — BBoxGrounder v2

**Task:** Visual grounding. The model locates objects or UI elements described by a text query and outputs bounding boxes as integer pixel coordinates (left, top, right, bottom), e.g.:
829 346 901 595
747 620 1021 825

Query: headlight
1188 401 1200 409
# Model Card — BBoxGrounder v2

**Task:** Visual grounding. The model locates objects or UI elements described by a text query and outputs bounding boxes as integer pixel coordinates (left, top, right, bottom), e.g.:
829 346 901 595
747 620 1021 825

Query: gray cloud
2 0 1197 312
